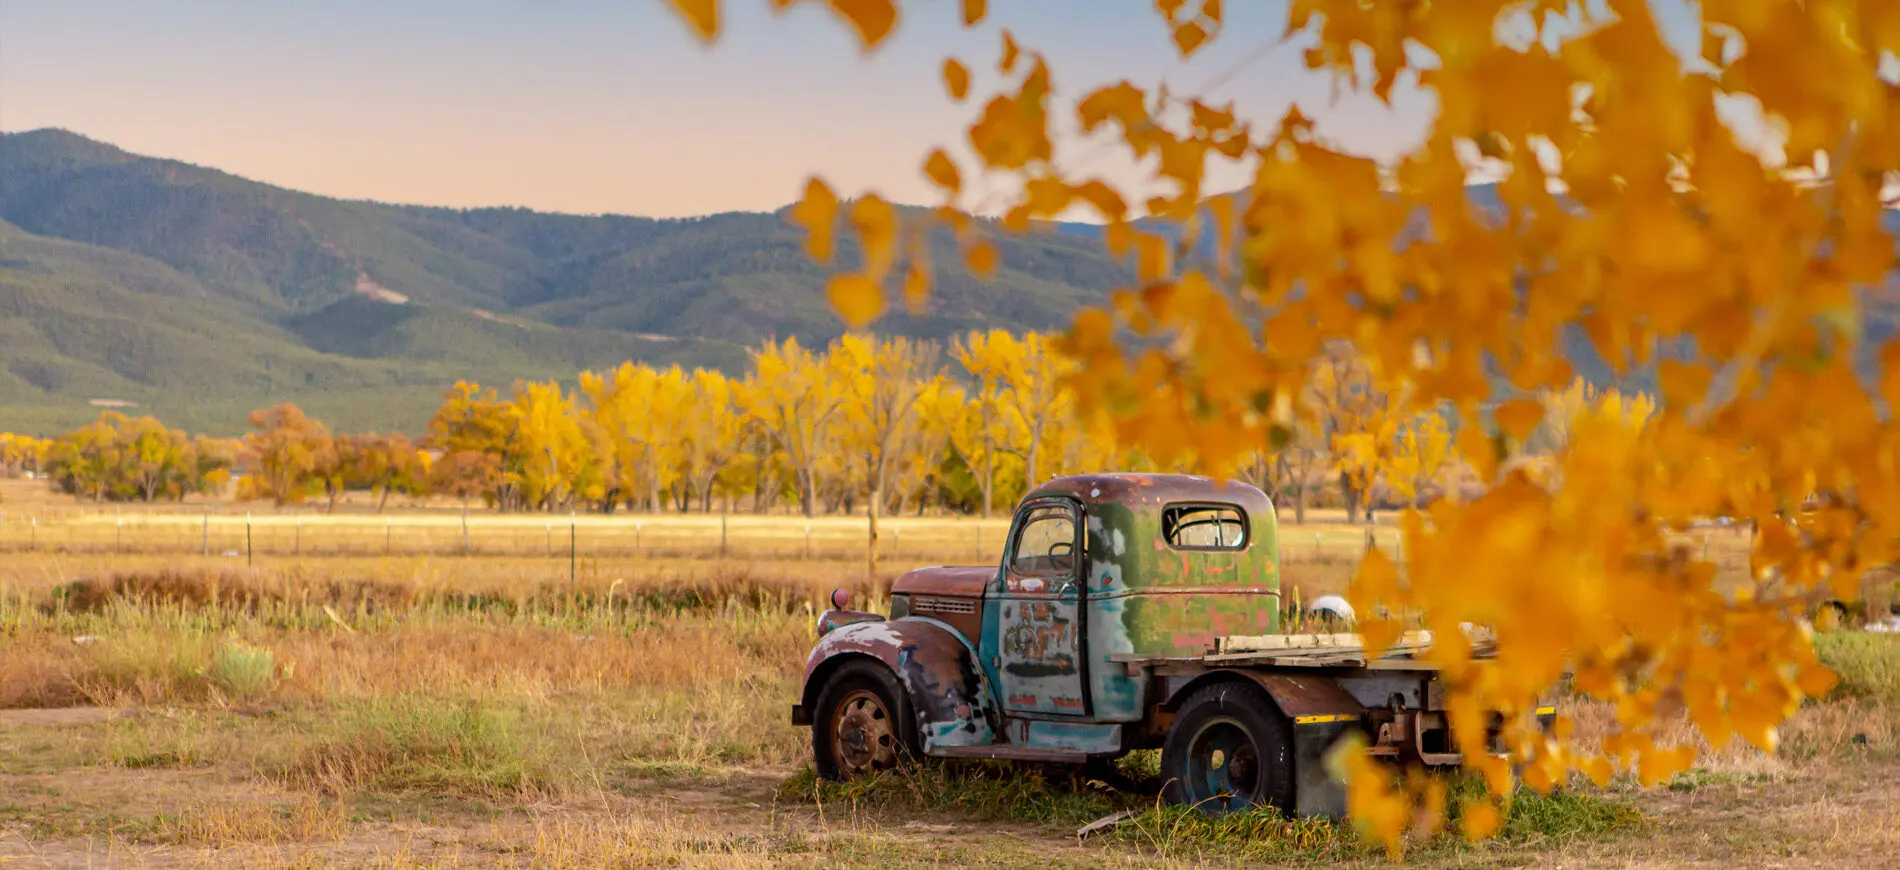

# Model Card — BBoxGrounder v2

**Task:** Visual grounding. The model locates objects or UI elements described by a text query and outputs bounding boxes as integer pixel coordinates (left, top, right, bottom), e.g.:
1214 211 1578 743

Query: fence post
295 516 302 556
635 522 643 553
385 516 392 556
116 518 123 554
1314 532 1323 561
29 517 36 552
1364 527 1375 554
892 527 900 559
569 516 577 584
1702 533 1710 562
546 522 552 558
721 513 728 558
246 513 253 568
975 526 982 560
202 512 209 557
462 506 471 556
805 523 812 560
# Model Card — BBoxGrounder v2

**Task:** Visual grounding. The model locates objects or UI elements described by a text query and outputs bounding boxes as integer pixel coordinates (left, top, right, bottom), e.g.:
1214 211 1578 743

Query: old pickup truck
790 473 1551 817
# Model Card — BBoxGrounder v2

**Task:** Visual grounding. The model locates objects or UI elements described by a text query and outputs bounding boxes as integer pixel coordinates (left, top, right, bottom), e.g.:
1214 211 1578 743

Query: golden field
0 479 1893 868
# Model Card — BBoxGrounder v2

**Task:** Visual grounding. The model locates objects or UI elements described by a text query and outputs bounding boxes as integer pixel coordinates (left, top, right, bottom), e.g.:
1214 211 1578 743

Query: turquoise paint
1024 720 1124 754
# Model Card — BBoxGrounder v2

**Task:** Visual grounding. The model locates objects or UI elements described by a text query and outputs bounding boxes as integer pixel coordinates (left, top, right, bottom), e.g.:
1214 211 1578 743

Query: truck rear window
1162 504 1247 550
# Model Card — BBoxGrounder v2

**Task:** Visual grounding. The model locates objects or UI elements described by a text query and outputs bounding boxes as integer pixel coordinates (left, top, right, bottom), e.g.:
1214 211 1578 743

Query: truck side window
1163 504 1247 550
1011 505 1076 576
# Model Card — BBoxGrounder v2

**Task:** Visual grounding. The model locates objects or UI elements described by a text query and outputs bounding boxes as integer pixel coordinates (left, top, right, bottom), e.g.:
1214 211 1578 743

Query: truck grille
911 596 977 615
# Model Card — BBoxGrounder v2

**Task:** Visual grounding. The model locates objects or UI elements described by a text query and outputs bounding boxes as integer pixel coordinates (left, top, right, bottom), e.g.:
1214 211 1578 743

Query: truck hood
891 565 992 599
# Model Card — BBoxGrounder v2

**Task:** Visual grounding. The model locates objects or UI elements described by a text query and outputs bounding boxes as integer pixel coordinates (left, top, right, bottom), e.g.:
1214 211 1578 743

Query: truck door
986 498 1088 717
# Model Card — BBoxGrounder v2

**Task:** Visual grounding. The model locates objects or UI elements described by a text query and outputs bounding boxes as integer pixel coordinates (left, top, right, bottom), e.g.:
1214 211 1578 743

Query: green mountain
0 129 1131 435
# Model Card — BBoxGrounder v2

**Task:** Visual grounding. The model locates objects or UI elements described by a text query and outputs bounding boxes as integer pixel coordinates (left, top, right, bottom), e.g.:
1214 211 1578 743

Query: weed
210 637 279 703
1815 631 1900 704
281 696 558 799
777 762 1131 825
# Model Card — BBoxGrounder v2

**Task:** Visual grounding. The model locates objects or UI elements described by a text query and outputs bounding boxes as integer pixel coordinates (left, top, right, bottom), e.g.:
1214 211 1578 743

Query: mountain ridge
0 128 1135 434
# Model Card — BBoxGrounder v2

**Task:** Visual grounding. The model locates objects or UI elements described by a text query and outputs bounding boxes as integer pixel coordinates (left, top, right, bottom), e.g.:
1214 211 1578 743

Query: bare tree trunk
868 480 882 595
1339 470 1360 524
800 466 817 519
980 431 995 519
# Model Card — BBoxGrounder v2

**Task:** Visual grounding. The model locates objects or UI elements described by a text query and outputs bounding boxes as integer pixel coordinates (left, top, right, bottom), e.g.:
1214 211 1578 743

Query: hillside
5 127 1898 436
0 129 1135 434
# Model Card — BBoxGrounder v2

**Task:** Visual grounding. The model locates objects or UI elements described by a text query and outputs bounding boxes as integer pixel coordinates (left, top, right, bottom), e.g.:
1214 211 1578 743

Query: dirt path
1 710 1895 869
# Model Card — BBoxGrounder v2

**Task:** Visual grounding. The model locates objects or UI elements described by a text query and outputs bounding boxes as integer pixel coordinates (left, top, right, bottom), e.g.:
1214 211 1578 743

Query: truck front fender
797 616 998 752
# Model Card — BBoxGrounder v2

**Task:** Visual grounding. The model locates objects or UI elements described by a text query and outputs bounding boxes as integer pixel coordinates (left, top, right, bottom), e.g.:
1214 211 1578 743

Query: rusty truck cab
965 474 1280 754
794 474 1283 762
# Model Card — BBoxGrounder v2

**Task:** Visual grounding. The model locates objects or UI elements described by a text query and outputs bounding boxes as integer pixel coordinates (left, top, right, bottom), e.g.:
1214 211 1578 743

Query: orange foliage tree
664 0 1898 848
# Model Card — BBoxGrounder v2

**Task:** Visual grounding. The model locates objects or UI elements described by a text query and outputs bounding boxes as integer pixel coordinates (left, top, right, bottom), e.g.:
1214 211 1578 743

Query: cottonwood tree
239 404 333 507
583 362 692 513
739 337 843 518
665 0 1892 847
949 329 1014 516
679 369 749 513
837 334 943 582
1387 411 1455 505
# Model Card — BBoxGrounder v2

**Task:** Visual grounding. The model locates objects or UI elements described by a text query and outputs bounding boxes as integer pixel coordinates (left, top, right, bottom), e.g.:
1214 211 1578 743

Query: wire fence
0 512 1430 565
0 510 1754 575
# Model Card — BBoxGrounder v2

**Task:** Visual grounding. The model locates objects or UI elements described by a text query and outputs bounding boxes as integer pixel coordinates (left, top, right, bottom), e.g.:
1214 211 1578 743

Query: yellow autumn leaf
1493 399 1544 443
790 177 839 262
1460 800 1501 842
943 58 971 102
826 0 898 50
663 0 719 42
1173 21 1208 56
961 0 985 27
850 194 899 277
826 273 885 327
923 149 961 195
966 240 999 278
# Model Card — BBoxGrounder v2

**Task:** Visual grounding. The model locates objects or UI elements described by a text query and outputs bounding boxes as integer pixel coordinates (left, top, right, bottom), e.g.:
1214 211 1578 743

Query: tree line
0 331 1651 522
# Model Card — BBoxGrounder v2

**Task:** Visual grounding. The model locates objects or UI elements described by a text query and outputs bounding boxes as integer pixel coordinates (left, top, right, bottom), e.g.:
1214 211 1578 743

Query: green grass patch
208 638 279 703
777 761 1135 826
780 761 1646 862
280 696 561 799
1815 631 1900 704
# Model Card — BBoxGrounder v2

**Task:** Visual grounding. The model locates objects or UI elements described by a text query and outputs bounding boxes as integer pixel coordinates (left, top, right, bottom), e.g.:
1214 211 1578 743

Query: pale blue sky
1 0 1706 218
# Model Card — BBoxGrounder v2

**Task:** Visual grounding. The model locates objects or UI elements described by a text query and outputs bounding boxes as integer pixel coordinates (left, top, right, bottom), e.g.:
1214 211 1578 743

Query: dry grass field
0 479 1893 868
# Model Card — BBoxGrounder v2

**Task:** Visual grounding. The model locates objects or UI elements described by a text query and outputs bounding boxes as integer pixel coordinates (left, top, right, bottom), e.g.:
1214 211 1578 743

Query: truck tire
1160 682 1295 815
811 659 920 781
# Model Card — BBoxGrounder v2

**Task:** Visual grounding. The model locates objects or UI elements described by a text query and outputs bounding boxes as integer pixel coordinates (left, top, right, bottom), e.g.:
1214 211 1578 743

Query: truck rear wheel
812 660 919 781
1161 682 1294 815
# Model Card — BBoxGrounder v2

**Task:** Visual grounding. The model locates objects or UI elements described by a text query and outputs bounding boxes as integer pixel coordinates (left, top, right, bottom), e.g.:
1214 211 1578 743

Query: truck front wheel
812 660 920 781
1161 682 1295 814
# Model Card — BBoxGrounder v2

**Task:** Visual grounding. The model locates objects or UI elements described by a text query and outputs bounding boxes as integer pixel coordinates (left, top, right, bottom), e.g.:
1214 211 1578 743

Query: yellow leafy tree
1538 378 1661 456
665 0 1891 846
836 334 943 581
738 337 843 518
954 329 1072 503
0 433 49 478
511 381 598 512
1387 411 1455 505
904 375 967 513
1310 343 1396 524
238 404 333 507
678 368 750 513
583 362 693 513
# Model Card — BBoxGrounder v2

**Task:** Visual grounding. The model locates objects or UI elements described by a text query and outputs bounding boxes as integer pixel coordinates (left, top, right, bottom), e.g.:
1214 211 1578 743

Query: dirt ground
1 710 1895 870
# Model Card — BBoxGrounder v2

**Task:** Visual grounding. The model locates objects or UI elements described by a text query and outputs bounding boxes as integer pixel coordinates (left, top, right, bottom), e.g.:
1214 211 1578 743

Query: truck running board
929 744 1091 763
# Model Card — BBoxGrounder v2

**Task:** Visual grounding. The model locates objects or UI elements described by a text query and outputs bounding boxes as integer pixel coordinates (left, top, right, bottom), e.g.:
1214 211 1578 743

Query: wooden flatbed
1107 629 1497 672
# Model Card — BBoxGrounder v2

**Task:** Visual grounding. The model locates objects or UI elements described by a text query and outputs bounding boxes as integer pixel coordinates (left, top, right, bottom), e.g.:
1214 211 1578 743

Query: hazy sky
2 1 1704 219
